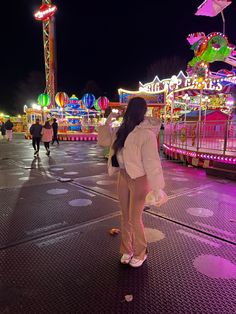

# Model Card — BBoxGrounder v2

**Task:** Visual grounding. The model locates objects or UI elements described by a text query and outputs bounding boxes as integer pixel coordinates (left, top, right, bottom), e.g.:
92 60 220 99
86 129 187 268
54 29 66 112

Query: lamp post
199 89 203 122
183 93 190 122
170 76 179 122
196 79 205 151
202 96 209 122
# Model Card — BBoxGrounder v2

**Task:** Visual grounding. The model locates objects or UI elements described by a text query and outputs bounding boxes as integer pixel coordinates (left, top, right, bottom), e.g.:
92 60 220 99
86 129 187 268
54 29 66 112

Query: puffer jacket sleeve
141 131 165 197
50 128 53 141
97 124 113 147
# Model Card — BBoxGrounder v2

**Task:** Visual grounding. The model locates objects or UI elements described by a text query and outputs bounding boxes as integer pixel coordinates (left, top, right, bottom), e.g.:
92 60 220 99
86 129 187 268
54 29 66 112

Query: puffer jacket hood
135 117 161 134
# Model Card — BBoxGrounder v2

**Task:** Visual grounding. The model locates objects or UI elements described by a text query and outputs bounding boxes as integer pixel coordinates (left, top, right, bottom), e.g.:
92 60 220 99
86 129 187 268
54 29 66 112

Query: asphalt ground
0 135 236 314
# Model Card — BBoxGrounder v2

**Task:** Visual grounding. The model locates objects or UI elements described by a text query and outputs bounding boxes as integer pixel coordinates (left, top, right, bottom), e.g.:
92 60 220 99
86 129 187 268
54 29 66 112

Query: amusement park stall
118 30 236 169
0 114 27 134
24 93 112 141
162 31 236 169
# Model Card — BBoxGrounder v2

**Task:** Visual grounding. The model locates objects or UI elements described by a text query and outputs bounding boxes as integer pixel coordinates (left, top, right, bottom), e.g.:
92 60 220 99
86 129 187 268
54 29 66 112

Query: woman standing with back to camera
98 97 167 268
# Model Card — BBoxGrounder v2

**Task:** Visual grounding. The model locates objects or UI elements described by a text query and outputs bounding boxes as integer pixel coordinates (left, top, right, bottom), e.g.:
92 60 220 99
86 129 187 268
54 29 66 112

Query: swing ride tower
34 0 57 108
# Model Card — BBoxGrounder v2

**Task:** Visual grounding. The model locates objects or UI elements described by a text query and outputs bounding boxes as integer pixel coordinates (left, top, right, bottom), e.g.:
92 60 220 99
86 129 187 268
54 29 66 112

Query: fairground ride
34 0 57 108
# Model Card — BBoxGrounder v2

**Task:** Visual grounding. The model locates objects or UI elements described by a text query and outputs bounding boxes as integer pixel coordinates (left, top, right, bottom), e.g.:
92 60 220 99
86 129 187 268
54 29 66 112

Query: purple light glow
193 255 236 279
164 144 236 165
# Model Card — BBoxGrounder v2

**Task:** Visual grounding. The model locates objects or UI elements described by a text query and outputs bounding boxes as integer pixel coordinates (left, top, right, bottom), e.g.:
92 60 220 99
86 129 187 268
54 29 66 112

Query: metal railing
163 120 236 156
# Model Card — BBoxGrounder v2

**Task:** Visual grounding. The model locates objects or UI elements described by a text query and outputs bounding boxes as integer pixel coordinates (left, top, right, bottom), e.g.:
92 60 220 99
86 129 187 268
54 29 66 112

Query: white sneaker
120 254 133 264
129 255 147 268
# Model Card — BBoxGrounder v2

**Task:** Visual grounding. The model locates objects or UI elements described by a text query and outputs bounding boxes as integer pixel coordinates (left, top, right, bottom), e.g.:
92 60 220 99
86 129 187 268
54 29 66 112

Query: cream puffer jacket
41 127 53 143
98 117 165 198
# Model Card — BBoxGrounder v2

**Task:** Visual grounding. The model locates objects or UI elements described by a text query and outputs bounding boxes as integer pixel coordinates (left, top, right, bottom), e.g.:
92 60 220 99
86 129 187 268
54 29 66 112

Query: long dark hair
44 121 51 129
112 97 147 154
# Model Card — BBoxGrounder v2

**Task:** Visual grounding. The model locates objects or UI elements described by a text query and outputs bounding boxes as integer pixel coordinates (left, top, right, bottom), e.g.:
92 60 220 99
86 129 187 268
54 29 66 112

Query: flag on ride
195 0 232 17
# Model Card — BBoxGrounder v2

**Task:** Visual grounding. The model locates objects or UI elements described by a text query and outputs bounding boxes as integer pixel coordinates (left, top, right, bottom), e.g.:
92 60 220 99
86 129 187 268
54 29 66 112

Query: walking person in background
98 97 167 268
41 120 53 156
5 118 14 142
30 118 42 157
1 121 6 139
51 118 59 145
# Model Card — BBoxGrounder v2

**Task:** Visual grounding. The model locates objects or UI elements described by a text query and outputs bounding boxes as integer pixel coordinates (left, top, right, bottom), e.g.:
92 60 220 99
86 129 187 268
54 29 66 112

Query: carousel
118 31 236 169
24 93 109 141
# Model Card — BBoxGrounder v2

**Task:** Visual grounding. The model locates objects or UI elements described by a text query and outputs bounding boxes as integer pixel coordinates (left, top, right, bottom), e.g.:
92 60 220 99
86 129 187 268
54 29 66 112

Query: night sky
1 0 236 114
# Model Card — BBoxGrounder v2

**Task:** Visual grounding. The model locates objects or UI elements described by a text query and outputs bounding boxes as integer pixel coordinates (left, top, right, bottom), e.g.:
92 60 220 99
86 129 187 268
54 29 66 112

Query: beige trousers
117 169 151 260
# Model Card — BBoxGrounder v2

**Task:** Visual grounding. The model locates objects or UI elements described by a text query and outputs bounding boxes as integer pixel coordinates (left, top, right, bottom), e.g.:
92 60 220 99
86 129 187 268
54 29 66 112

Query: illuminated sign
191 79 222 91
118 89 166 105
34 4 57 21
118 70 235 104
139 71 224 94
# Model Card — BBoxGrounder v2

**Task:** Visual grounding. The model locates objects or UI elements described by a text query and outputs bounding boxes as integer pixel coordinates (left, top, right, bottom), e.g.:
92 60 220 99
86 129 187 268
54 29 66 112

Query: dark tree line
146 56 188 81
7 56 189 115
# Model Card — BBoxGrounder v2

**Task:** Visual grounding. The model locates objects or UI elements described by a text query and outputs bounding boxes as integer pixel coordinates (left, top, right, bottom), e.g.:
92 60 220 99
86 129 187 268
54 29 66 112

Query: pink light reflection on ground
186 207 214 217
193 254 236 279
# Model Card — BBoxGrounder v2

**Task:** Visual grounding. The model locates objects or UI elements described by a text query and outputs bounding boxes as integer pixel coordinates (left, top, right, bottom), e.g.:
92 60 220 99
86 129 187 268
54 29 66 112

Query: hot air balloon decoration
82 93 96 121
98 96 109 116
82 93 95 109
93 99 101 112
67 94 80 110
55 92 69 109
38 93 51 108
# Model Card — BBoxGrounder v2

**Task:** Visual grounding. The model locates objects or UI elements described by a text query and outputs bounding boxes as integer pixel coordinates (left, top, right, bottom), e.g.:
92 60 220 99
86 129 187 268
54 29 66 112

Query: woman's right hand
154 189 168 207
106 112 119 125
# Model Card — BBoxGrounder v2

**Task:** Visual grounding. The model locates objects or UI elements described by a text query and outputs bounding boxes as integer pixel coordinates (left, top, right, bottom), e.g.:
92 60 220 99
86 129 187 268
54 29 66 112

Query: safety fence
163 120 236 156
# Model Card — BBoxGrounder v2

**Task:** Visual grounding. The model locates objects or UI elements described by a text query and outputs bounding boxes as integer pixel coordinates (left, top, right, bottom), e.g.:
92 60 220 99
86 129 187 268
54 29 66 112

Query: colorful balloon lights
82 93 95 110
38 93 50 107
98 96 109 111
93 99 101 112
55 92 69 109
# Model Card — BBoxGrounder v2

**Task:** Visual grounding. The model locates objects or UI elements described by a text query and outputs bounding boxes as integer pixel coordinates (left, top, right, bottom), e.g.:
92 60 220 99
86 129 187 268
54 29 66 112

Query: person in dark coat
51 118 59 145
30 118 42 156
5 119 14 141
1 122 6 139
